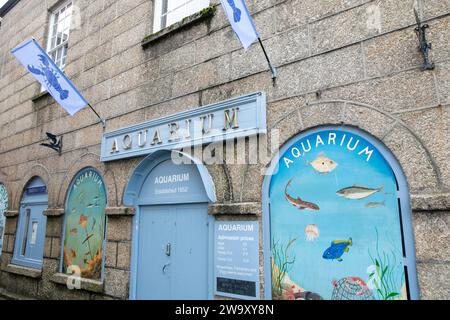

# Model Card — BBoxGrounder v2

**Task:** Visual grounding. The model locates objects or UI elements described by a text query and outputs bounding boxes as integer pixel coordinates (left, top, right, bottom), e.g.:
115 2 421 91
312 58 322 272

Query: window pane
21 209 31 256
46 1 72 69
154 0 210 33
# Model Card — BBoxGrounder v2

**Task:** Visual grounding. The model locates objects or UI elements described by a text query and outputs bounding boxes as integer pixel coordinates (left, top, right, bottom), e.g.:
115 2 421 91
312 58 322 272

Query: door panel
23 204 47 262
137 206 174 300
136 203 209 300
171 204 209 300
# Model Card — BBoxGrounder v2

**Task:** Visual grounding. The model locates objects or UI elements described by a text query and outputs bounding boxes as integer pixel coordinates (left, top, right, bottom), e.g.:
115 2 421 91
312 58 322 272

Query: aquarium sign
26 186 47 195
214 221 260 300
101 92 266 162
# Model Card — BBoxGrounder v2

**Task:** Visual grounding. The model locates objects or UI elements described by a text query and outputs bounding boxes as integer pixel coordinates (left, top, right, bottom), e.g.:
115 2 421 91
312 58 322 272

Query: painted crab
28 54 69 100
227 0 241 23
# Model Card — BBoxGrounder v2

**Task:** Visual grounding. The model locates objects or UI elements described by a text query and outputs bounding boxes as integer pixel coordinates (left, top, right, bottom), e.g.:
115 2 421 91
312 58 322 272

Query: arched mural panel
62 168 107 280
266 127 418 300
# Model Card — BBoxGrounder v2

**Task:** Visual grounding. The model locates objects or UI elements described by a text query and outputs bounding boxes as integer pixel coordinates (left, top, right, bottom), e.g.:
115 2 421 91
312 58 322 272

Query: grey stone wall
0 0 449 299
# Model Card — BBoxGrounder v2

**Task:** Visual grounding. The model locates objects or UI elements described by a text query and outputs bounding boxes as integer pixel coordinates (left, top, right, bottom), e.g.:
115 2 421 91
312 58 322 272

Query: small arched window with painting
61 168 107 280
263 126 419 300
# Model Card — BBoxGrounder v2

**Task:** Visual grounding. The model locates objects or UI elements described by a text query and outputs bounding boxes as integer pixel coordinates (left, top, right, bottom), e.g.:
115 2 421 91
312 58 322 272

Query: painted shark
284 180 320 211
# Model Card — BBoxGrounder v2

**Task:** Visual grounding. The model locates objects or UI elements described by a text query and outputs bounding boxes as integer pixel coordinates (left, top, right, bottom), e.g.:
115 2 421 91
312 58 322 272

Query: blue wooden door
24 204 47 261
136 204 209 300
136 206 174 299
171 204 209 299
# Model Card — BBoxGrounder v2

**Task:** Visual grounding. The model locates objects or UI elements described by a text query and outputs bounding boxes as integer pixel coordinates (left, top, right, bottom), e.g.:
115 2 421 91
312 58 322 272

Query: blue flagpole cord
88 103 106 128
258 37 277 79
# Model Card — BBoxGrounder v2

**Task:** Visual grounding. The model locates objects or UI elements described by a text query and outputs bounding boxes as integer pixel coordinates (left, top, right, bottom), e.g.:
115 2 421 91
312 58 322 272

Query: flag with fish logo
220 0 259 49
11 39 88 116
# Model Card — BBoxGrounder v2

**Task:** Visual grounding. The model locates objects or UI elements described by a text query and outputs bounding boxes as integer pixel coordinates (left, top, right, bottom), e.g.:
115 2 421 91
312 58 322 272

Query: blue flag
220 0 259 49
11 39 88 116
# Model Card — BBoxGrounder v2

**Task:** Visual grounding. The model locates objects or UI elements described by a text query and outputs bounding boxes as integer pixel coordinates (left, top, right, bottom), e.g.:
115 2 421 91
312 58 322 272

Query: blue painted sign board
101 92 266 162
214 221 260 300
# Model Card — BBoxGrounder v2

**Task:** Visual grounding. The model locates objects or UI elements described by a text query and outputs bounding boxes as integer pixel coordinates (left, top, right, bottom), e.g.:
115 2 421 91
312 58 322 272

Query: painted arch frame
262 125 420 300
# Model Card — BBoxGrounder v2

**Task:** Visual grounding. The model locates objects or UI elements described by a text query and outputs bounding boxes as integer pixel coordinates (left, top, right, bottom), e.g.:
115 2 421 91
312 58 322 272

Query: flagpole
88 103 106 128
258 37 277 79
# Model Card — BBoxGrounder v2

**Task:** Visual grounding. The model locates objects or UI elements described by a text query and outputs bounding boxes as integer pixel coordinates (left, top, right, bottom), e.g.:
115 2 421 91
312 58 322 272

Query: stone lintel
105 207 136 216
4 210 19 217
208 202 262 216
44 208 65 217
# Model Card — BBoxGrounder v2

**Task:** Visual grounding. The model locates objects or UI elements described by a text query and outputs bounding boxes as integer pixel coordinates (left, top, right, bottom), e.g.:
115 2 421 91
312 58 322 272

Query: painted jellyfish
305 224 320 241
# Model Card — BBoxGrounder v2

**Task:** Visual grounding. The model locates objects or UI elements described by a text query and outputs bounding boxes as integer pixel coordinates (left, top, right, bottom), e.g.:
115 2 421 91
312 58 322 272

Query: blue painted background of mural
269 130 407 300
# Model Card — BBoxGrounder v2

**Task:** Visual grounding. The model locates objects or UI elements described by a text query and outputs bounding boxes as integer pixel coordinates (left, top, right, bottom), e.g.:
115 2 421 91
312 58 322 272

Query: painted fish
365 201 385 209
323 238 352 262
285 180 320 211
309 153 338 174
79 214 88 229
336 185 384 200
70 248 77 258
69 228 78 235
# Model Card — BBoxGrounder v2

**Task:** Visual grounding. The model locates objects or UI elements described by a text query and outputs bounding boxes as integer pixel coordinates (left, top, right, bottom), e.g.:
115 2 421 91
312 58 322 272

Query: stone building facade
0 0 449 300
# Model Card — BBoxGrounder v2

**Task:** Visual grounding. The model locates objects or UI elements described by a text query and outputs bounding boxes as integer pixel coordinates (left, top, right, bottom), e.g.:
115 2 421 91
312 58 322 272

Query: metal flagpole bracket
258 37 277 81
88 103 106 128
413 9 435 71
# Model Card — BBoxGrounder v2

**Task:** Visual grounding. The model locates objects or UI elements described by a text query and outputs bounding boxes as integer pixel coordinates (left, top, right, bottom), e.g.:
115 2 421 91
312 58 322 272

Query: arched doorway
263 126 419 300
124 150 216 300
12 177 48 269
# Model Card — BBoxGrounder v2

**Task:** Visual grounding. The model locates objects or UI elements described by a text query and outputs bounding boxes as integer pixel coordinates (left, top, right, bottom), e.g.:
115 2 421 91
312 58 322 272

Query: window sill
2 264 42 279
50 273 104 293
142 5 216 48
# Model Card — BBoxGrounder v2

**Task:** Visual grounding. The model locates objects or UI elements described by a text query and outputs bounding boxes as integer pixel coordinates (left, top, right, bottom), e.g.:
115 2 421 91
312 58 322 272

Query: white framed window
46 1 73 70
153 0 210 33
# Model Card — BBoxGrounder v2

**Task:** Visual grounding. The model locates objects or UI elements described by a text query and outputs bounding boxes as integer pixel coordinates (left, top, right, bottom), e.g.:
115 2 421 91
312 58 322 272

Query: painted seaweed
271 237 297 299
367 229 405 300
